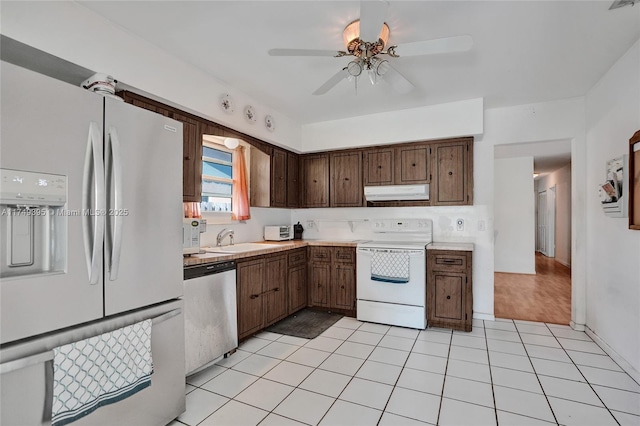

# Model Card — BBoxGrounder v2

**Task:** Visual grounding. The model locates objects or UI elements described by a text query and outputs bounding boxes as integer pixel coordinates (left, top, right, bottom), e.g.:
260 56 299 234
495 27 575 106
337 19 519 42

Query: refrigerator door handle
82 122 105 285
106 126 124 281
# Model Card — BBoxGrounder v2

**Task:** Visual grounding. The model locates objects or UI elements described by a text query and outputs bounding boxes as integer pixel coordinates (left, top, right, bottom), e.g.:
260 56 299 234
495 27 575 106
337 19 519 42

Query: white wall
494 157 536 274
200 208 291 248
585 39 640 376
484 97 588 329
538 164 572 267
0 1 303 152
301 98 484 152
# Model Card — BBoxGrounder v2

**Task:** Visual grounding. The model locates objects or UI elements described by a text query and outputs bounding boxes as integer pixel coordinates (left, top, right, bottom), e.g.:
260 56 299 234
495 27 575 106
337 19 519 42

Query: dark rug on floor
265 309 343 339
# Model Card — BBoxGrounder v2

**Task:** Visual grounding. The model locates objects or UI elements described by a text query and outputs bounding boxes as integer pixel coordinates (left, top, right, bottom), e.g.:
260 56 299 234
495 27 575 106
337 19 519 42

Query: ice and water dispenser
0 168 67 279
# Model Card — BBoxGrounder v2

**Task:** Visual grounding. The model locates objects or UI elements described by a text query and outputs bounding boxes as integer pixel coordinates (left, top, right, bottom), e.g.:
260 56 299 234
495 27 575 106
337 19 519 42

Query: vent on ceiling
609 0 637 10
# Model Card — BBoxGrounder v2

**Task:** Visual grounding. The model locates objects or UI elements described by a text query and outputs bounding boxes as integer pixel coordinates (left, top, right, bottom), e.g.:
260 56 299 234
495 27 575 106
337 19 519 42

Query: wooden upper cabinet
173 113 201 202
270 148 287 207
363 148 394 186
395 144 430 185
432 139 473 206
302 154 330 208
330 151 363 207
286 153 300 208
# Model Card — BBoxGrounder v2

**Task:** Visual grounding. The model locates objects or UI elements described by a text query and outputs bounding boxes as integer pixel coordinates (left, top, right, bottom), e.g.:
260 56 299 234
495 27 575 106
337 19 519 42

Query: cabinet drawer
309 247 331 262
430 253 468 272
288 249 306 266
334 248 355 264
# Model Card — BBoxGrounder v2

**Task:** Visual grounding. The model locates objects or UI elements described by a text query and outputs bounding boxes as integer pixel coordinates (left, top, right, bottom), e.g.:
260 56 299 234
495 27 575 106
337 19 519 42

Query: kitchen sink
204 243 287 254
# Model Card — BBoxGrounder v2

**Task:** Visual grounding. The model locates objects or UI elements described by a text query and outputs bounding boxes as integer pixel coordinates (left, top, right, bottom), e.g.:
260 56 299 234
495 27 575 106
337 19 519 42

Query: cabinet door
173 113 201 203
308 263 331 307
302 154 330 207
263 255 287 325
331 264 356 310
271 148 287 207
432 273 464 321
396 145 430 184
363 148 394 186
237 259 265 338
286 152 300 208
330 151 363 207
288 264 307 314
432 141 473 205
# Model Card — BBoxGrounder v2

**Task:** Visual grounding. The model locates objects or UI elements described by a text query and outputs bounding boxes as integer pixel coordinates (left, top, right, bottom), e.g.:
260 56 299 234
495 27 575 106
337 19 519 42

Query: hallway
494 253 571 325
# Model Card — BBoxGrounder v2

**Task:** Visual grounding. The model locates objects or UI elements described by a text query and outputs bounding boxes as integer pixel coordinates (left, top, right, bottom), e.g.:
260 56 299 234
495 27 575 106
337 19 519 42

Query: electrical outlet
456 218 464 231
478 220 486 231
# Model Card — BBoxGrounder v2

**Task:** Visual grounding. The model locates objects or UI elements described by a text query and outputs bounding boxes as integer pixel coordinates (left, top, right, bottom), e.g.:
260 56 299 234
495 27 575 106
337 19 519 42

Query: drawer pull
442 259 457 263
446 295 451 299
274 287 280 292
250 294 260 299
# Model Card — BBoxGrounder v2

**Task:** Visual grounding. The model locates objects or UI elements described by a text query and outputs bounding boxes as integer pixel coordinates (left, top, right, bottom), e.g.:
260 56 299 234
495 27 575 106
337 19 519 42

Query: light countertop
183 240 360 267
427 242 475 252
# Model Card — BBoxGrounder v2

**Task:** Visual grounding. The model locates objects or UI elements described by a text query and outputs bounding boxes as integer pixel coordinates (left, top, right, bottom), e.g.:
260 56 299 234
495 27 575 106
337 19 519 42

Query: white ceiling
78 1 639 125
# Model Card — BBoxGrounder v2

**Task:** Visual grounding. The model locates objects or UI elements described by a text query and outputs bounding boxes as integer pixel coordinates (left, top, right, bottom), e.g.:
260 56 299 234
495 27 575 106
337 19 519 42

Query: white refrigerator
0 60 185 425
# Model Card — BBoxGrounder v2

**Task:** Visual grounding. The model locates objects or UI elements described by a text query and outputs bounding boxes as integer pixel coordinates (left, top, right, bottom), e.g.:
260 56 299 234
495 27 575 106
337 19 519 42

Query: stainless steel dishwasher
183 260 237 375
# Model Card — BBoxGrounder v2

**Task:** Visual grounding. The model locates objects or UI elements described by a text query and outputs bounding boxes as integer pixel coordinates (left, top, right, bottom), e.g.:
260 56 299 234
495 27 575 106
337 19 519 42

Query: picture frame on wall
630 130 640 230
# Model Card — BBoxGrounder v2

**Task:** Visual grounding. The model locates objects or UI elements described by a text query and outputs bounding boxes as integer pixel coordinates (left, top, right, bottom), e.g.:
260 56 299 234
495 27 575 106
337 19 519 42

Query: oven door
356 247 426 306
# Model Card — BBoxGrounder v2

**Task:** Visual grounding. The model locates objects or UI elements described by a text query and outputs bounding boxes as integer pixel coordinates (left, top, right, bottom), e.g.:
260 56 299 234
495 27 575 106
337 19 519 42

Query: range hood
364 184 430 201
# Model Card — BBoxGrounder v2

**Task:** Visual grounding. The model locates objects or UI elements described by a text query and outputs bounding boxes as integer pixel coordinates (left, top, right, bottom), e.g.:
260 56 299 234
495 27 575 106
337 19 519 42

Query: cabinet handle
344 177 349 181
412 163 416 167
442 259 457 263
274 288 280 292
250 294 260 299
341 285 345 289
378 165 382 169
446 295 451 299
448 171 453 175
313 179 318 183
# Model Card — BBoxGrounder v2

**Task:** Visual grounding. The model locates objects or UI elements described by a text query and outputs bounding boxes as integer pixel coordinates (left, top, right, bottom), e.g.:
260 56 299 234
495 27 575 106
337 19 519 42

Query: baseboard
473 312 495 321
556 259 571 268
585 326 640 384
570 320 586 331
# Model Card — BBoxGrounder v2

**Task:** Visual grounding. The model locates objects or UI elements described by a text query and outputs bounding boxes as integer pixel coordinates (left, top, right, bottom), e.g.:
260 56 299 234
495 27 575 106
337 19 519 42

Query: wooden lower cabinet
287 249 307 313
237 249 309 340
236 259 265 339
263 255 287 325
308 246 356 316
427 249 473 331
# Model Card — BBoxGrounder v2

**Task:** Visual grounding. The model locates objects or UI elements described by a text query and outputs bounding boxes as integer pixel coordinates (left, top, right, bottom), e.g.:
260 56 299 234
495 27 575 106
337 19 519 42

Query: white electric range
356 219 433 329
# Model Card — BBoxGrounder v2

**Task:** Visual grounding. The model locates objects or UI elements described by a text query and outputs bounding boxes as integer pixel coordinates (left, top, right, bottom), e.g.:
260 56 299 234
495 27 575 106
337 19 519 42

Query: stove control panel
371 219 432 233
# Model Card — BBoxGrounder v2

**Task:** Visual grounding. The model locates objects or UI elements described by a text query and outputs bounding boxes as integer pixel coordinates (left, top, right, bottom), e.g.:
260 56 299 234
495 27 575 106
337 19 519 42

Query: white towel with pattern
52 319 153 426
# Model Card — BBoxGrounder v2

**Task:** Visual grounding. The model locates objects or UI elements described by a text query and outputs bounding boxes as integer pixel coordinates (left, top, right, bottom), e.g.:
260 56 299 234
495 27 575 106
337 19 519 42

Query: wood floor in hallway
494 253 571 325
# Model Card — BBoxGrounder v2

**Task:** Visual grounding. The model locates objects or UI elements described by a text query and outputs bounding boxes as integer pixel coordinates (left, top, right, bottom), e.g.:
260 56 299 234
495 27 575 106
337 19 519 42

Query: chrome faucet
216 228 234 247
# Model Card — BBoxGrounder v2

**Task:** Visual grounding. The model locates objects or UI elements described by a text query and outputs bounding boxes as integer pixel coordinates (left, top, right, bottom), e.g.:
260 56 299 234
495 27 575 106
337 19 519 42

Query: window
201 144 233 213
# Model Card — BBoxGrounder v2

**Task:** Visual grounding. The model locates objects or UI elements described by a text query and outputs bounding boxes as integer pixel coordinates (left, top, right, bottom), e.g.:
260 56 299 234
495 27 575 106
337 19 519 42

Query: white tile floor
170 318 640 426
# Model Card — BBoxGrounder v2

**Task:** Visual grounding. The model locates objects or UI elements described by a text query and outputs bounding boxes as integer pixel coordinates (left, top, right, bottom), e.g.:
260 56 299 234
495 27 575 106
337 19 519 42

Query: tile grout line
514 321 559 425
543 323 623 426
483 319 500 426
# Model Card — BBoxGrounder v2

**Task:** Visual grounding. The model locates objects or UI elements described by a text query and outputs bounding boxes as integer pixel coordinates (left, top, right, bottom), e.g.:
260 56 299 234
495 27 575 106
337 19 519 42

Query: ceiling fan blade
394 35 473 57
313 68 349 95
359 0 389 42
268 48 342 57
383 64 414 94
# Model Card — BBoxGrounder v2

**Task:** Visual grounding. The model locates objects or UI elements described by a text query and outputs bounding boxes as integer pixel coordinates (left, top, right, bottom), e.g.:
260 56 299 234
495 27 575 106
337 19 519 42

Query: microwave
264 225 293 241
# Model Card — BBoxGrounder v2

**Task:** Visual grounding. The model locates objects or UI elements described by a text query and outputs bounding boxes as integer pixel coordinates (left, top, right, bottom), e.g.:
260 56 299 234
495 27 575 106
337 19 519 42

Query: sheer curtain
231 145 251 221
183 202 201 218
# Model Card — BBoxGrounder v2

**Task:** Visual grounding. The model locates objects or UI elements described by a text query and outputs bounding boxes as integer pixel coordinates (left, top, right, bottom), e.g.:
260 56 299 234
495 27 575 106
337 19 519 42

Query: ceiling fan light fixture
342 19 390 55
347 60 363 77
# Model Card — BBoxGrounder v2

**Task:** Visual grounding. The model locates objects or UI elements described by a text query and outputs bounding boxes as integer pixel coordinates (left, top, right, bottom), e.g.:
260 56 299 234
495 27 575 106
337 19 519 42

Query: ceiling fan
268 1 473 95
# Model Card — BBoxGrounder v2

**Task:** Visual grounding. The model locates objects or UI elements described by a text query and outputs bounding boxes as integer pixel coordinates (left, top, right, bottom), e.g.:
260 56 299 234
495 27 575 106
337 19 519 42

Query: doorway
494 141 572 324
537 186 556 258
